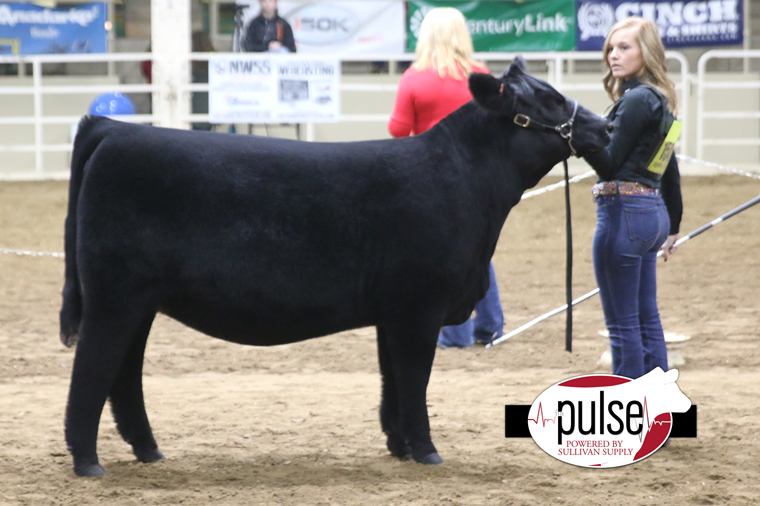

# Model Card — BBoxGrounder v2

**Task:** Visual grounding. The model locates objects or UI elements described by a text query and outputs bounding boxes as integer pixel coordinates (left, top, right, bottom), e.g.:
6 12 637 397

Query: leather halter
512 100 580 156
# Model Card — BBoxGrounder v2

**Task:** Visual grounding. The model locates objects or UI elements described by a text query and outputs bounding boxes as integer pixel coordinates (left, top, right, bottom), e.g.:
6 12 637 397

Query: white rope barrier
0 247 64 258
521 170 596 200
1 156 758 260
676 154 760 180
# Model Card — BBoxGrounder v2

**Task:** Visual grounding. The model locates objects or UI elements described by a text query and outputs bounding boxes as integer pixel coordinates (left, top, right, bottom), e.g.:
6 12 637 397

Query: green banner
407 0 575 52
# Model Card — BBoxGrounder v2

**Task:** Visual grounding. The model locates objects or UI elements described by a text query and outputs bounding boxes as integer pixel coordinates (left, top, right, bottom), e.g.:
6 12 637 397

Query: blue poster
0 2 107 55
575 0 743 50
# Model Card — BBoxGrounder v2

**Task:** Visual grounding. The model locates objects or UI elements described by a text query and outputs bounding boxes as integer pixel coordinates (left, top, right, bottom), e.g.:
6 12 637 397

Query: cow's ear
501 56 527 78
469 73 508 112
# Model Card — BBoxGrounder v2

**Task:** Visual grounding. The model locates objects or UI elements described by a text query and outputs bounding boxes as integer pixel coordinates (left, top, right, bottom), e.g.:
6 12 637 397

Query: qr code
279 80 308 102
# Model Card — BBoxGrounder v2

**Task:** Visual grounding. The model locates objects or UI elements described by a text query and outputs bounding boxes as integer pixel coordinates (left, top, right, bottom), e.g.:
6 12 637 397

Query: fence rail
696 49 760 160
2 49 757 178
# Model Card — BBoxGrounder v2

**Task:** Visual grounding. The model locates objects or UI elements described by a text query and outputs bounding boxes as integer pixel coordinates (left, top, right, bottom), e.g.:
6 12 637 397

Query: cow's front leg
382 318 442 465
377 326 410 459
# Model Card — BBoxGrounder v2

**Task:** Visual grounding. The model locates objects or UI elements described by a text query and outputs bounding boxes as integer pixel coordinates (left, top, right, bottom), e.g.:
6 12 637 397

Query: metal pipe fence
696 49 760 161
9 49 760 179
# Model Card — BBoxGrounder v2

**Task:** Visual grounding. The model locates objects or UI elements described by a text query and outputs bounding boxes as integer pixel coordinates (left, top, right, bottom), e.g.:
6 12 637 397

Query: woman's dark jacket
243 14 296 53
585 78 682 235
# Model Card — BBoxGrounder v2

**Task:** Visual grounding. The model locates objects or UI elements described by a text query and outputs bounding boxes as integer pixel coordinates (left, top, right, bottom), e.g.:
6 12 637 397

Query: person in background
388 7 504 349
584 17 683 379
243 0 296 53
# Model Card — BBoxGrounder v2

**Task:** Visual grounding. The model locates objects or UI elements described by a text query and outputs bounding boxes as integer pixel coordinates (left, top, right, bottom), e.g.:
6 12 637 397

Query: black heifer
60 58 610 477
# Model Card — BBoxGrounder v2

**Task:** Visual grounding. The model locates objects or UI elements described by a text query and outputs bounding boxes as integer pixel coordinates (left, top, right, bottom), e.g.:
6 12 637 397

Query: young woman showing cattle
388 7 504 349
583 17 683 380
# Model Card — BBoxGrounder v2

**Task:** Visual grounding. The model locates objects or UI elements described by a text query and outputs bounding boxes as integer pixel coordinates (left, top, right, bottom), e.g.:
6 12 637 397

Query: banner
0 2 107 55
237 0 405 54
575 0 743 50
406 0 575 52
209 54 340 124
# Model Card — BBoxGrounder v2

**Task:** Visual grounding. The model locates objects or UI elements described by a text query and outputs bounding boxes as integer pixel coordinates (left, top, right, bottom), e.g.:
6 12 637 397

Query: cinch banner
237 1 405 54
0 2 107 55
575 0 743 50
407 0 575 52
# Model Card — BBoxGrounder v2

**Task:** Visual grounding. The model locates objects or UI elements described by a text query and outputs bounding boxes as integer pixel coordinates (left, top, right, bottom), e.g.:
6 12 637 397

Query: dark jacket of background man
243 14 296 53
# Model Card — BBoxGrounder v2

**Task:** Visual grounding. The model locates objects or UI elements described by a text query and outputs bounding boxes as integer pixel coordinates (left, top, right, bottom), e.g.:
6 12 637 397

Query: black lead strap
563 158 572 353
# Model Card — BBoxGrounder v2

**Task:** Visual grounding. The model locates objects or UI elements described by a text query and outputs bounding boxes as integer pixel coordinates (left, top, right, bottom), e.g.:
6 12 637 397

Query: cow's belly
158 293 372 346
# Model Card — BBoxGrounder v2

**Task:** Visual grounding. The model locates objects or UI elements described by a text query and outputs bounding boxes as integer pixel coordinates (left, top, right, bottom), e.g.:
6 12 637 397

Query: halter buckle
556 122 573 140
514 114 531 128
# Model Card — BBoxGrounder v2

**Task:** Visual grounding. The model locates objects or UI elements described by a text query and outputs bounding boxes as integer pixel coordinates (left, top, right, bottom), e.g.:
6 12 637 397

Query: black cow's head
469 56 610 158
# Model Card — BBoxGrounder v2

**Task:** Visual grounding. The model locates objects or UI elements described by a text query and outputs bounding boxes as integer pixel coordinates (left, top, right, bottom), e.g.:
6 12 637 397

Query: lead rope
563 158 573 352
562 102 578 352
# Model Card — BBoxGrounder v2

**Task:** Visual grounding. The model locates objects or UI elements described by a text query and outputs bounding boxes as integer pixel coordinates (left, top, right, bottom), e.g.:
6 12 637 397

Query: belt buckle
591 183 604 201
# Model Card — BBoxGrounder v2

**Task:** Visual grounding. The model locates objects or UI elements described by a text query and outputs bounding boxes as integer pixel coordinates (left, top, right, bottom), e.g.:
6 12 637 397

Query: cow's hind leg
65 296 158 477
109 313 164 464
377 326 410 459
379 318 442 465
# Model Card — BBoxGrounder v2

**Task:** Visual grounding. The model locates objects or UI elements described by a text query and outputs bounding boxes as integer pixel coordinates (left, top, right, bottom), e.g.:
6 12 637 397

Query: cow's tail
60 115 104 347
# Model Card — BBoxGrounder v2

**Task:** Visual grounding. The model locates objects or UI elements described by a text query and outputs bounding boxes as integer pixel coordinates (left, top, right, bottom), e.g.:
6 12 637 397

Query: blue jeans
593 194 670 379
438 263 504 348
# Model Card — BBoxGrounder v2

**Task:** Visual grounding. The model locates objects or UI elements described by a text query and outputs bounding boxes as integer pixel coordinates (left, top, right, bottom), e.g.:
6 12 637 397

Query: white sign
238 0 406 54
209 54 340 124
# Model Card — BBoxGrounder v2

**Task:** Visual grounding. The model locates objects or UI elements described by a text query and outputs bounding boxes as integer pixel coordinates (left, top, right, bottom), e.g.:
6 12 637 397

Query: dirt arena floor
1 174 759 506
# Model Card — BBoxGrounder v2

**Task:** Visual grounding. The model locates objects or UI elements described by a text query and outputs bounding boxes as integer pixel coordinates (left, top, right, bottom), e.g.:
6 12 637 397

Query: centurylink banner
575 0 743 50
0 1 107 55
406 0 576 52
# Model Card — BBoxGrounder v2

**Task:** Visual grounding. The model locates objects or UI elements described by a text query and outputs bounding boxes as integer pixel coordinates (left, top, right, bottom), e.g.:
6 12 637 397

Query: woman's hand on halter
660 234 679 261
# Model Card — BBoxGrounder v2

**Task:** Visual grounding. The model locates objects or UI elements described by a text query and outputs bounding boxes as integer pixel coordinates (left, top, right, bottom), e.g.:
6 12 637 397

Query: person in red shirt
388 9 489 136
388 7 503 348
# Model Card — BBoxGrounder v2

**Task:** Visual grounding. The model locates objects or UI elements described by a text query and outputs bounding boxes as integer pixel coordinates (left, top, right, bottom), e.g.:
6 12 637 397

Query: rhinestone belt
592 181 660 201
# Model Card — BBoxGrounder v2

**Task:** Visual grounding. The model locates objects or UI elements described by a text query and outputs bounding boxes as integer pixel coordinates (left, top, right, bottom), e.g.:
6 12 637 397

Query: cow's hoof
413 452 443 465
74 460 107 477
387 435 411 459
135 447 164 464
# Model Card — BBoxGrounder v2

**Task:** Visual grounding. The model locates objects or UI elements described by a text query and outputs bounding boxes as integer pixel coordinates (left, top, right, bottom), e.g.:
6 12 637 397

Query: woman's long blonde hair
413 8 480 80
602 17 677 113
